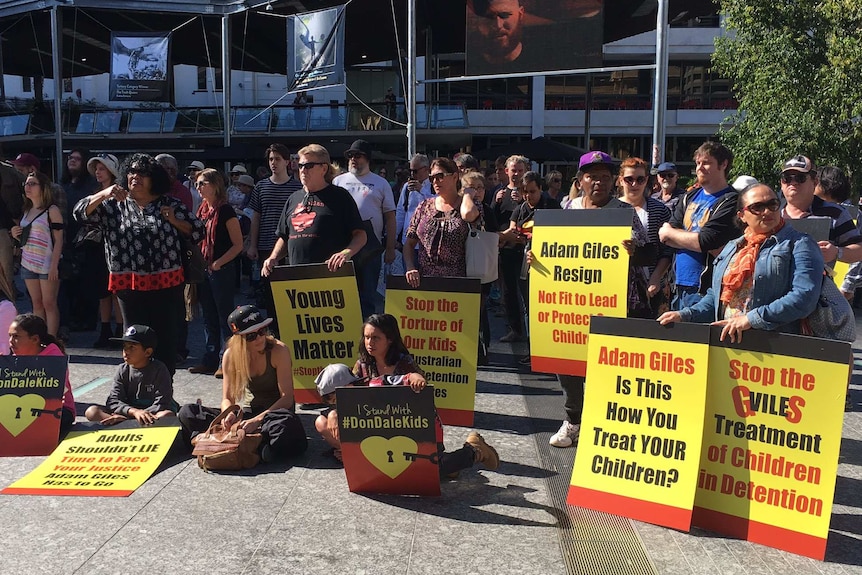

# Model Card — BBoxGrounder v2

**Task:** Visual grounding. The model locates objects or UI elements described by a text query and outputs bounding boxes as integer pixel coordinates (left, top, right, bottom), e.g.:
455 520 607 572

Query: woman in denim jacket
658 184 823 342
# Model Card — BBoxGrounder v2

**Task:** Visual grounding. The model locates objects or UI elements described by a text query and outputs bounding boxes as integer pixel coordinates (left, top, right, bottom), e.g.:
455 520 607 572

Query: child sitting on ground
85 325 178 426
314 313 499 476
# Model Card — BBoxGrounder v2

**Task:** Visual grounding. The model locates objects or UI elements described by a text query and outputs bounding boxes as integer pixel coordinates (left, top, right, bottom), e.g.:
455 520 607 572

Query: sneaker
214 368 224 379
260 444 273 463
549 421 580 448
466 431 499 470
499 330 524 343
188 365 217 375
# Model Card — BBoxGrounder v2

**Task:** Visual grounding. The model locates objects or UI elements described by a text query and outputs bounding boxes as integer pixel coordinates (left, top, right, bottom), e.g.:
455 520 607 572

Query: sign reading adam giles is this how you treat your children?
270 263 363 404
528 209 632 377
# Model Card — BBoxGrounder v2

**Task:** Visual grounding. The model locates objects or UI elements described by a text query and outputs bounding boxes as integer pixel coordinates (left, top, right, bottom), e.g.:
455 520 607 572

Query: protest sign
270 263 363 403
337 386 439 496
568 318 711 530
0 356 68 457
693 329 850 560
3 426 179 496
529 209 631 376
385 276 481 426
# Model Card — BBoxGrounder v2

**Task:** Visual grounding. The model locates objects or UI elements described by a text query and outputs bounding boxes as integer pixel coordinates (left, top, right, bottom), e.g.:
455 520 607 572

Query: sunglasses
658 172 677 178
244 327 269 342
298 162 325 170
743 199 780 215
781 172 808 184
623 176 647 186
429 172 453 183
194 180 211 188
345 152 366 160
300 192 314 214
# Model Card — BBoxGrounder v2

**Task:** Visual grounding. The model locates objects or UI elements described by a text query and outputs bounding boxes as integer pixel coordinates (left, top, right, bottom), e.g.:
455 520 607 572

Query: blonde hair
460 170 485 189
223 334 275 403
298 143 336 183
567 179 581 201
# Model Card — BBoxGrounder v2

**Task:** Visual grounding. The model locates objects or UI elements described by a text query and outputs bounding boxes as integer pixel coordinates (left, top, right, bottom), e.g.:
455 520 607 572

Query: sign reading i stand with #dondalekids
270 263 363 403
529 209 632 377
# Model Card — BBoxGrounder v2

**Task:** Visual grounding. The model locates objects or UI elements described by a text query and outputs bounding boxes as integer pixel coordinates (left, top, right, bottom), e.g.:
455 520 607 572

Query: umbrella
474 137 588 163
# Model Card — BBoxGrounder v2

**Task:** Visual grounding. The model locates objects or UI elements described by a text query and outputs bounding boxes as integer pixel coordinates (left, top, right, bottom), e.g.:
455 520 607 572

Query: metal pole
584 73 592 149
651 0 669 167
222 14 231 151
51 6 63 179
406 0 416 157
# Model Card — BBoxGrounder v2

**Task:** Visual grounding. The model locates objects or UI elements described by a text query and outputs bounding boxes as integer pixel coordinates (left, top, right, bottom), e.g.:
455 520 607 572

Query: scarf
197 200 223 265
719 218 785 304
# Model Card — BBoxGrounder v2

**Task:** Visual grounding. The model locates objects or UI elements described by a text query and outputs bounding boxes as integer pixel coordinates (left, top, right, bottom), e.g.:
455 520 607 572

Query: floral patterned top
406 198 482 278
74 194 204 292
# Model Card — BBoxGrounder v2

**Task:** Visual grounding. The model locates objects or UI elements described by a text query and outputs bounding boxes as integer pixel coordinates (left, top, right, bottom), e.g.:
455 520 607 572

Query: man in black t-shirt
262 144 365 273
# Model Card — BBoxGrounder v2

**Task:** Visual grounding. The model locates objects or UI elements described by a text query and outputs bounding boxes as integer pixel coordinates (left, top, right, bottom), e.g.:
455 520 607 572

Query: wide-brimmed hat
230 164 247 174
186 160 205 171
87 153 119 178
237 174 255 187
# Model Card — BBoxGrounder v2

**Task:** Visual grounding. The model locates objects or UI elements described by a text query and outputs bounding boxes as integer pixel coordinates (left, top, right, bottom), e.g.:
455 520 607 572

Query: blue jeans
672 284 702 311
198 261 237 368
355 254 383 321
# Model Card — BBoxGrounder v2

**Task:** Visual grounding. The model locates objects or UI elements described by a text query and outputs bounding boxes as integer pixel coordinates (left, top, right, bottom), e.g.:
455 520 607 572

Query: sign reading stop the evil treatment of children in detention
337 385 440 496
529 209 632 377
385 276 481 426
4 426 179 496
693 330 850 560
270 263 363 404
0 356 68 457
568 318 711 531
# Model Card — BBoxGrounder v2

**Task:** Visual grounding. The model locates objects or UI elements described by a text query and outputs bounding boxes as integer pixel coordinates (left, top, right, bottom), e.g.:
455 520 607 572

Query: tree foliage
713 0 862 191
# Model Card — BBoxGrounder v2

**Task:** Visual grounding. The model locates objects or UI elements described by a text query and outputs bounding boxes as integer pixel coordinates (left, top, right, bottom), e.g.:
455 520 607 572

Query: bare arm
212 217 244 272
659 223 703 252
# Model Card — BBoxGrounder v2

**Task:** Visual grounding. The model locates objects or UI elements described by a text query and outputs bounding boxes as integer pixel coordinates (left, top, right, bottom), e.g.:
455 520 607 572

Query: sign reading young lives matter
270 263 363 404
385 276 481 426
3 426 179 496
0 356 67 457
568 318 710 530
337 386 439 496
529 209 631 376
693 329 850 560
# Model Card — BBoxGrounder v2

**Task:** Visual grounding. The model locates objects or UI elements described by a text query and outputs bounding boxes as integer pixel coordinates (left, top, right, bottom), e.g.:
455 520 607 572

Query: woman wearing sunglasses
658 184 823 343
177 304 307 461
617 157 673 317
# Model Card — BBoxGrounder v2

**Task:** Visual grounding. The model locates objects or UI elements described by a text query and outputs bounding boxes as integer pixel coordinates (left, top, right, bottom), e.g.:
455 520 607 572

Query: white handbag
466 224 499 284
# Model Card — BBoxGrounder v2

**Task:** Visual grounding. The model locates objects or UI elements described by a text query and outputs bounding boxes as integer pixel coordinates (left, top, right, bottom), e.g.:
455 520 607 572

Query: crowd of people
0 137 856 467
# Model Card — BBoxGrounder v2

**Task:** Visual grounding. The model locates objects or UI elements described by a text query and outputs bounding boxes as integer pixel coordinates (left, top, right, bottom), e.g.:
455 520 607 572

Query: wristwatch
836 246 845 262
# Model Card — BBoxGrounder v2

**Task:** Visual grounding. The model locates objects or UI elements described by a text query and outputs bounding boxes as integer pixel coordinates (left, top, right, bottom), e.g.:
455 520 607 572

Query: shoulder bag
191 405 264 471
801 270 856 342
466 216 499 284
181 236 206 284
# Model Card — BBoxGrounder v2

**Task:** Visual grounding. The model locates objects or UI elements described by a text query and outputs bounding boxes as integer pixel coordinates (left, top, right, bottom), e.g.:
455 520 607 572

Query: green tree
713 0 862 192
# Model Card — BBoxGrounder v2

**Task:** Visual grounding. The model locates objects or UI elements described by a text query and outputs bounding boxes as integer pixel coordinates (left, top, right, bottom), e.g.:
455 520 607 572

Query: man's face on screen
476 0 525 61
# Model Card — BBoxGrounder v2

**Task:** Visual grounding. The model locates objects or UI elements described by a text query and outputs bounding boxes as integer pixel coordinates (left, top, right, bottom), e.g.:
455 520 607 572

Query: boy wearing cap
84 325 177 426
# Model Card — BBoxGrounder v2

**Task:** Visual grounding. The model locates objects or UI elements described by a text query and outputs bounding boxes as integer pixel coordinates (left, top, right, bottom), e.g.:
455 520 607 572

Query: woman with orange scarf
658 184 823 342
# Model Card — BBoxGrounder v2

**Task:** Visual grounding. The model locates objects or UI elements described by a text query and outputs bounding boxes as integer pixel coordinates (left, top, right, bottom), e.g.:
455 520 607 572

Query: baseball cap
11 153 40 170
782 155 815 174
230 164 247 174
227 305 273 335
87 153 119 178
578 151 614 171
731 175 759 193
186 161 205 171
110 324 158 350
656 161 677 174
315 363 363 397
237 174 255 187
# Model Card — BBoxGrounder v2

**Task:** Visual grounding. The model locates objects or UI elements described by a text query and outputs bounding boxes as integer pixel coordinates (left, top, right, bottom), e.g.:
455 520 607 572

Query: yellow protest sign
270 263 363 403
568 318 711 530
529 209 631 376
385 276 481 426
693 330 850 560
3 426 179 496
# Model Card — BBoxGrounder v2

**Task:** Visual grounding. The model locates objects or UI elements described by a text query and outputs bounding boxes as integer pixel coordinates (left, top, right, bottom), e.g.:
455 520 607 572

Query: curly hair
117 153 171 195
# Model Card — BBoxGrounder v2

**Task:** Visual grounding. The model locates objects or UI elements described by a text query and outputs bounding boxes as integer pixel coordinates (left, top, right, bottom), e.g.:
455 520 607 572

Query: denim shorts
21 266 49 281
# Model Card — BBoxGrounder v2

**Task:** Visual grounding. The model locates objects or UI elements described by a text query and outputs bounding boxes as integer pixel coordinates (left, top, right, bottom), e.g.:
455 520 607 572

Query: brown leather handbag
191 405 263 471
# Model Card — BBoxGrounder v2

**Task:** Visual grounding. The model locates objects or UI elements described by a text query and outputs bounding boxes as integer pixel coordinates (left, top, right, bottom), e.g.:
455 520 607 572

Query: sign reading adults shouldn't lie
337 385 440 496
693 329 850 560
3 426 179 496
568 318 710 531
0 356 68 457
385 275 481 426
529 209 631 376
270 263 363 403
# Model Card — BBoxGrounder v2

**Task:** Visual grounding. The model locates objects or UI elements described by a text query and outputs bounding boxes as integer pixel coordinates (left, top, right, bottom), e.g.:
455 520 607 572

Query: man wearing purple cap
659 141 740 309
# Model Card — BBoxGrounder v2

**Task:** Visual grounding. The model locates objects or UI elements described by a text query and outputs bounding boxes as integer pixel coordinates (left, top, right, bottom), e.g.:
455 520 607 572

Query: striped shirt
248 176 302 255
20 208 53 275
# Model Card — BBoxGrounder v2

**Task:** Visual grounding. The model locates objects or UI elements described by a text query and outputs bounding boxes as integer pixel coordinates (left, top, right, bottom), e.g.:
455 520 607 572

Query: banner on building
385 276 481 426
3 426 179 497
568 318 711 531
0 356 67 457
465 0 603 77
693 329 850 560
529 209 631 377
109 32 170 102
338 386 440 496
269 263 363 404
287 5 347 93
